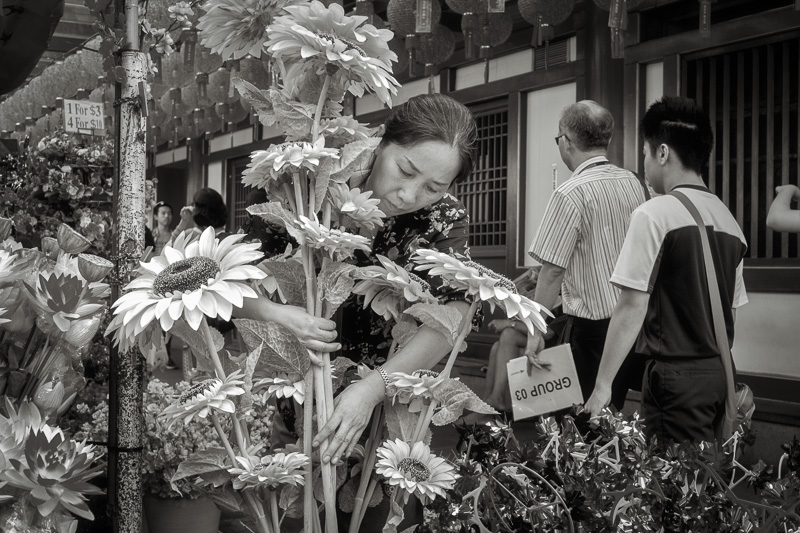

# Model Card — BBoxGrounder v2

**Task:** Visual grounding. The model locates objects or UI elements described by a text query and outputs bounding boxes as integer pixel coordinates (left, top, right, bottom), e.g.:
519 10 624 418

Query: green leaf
233 319 310 376
318 261 357 319
260 259 306 308
331 356 357 392
169 319 223 374
431 379 497 426
246 202 304 243
330 138 381 184
170 448 231 493
390 319 418 351
242 342 262 393
404 303 464 347
383 495 405 533
384 401 429 445
338 477 357 513
279 484 304 519
232 77 275 126
208 486 245 514
315 157 333 208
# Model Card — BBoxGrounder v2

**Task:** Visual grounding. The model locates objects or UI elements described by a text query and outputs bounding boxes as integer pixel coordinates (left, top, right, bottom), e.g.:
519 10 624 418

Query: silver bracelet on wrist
375 366 391 391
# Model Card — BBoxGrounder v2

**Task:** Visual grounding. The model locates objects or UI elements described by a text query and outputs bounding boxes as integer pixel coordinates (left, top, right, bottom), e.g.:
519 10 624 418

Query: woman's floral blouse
242 191 480 367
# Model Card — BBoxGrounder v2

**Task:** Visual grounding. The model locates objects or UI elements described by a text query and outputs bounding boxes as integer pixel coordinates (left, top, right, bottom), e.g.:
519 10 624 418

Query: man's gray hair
559 100 614 151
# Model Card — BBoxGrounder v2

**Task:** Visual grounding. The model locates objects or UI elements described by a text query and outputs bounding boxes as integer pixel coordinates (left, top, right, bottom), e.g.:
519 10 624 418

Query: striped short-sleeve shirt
528 156 647 320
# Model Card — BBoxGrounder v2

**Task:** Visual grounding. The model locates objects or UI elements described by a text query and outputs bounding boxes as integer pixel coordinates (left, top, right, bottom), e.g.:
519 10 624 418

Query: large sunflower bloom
412 249 550 336
106 227 266 348
352 255 436 321
161 371 246 426
376 439 456 503
0 426 103 520
386 369 444 411
293 215 372 260
265 1 399 106
228 452 308 490
197 0 299 60
242 137 339 190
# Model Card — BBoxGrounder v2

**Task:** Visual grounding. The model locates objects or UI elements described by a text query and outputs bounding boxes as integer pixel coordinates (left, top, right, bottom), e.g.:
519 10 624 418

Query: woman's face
364 140 461 217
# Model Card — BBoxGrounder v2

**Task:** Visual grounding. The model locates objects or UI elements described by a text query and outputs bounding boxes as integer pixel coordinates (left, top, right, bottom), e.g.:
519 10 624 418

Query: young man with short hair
585 96 748 444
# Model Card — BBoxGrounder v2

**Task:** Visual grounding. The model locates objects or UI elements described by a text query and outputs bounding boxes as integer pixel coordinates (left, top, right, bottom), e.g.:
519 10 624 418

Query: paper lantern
208 67 236 104
387 0 441 36
196 46 223 74
417 25 455 92
518 0 575 47
593 0 644 57
445 0 491 59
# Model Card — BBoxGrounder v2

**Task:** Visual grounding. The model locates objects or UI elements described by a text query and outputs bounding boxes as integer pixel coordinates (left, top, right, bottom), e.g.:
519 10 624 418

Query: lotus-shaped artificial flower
0 401 46 469
0 248 16 281
77 253 114 283
0 425 103 520
265 0 399 106
106 227 266 348
0 217 12 241
352 255 437 321
242 137 340 190
23 271 106 333
56 223 91 254
227 451 308 490
161 371 246 426
413 249 550 336
376 439 457 502
293 215 371 261
197 0 299 60
386 369 444 412
328 185 385 232
253 376 305 404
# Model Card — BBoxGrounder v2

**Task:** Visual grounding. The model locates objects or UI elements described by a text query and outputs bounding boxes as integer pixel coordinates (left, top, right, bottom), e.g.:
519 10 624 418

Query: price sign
63 99 105 136
506 344 583 421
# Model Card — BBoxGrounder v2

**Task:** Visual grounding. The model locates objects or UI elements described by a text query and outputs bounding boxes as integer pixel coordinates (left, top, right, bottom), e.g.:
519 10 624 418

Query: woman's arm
313 300 471 465
237 297 341 353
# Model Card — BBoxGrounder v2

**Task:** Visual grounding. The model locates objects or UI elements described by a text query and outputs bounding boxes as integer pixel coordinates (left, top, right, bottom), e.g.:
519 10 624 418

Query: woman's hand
274 304 341 353
313 377 384 465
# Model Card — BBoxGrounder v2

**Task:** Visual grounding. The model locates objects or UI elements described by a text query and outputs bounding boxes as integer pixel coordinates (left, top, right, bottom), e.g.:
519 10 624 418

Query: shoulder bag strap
671 190 737 441
633 172 651 201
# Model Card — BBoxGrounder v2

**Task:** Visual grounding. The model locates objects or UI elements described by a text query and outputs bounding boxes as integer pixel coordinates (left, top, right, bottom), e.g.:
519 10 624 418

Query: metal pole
109 1 147 531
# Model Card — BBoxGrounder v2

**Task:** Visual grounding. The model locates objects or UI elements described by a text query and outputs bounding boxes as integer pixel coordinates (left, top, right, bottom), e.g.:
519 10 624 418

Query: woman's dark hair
152 201 173 216
380 93 478 183
192 187 228 229
640 96 714 175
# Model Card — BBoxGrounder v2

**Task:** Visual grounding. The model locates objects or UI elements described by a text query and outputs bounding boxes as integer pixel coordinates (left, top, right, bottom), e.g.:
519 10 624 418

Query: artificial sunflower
106 227 266 347
0 425 103 520
386 369 444 411
197 0 299 60
293 215 371 260
227 452 308 490
352 255 437 321
328 184 385 232
412 249 550 335
161 371 246 426
253 376 305 404
375 439 457 502
265 0 399 106
241 137 339 190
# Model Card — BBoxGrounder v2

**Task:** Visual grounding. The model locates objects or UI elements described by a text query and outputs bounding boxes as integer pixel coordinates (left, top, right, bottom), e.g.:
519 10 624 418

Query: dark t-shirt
611 185 748 357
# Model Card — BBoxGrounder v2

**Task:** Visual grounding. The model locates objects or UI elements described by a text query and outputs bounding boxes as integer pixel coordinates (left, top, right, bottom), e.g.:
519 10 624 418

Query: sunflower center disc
397 458 431 483
464 260 517 293
152 256 220 297
179 379 216 404
315 31 366 56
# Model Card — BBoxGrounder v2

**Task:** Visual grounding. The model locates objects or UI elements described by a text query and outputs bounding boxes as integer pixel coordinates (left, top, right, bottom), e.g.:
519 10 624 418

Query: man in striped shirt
527 100 648 410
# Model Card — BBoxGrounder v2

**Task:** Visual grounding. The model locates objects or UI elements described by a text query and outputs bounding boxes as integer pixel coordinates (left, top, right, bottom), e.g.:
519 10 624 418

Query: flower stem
210 413 237 467
307 168 316 218
311 75 332 142
441 300 480 379
269 489 280 533
199 316 227 380
357 477 378 527
411 401 432 444
293 171 305 218
303 368 316 533
349 404 384 533
244 491 273 533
